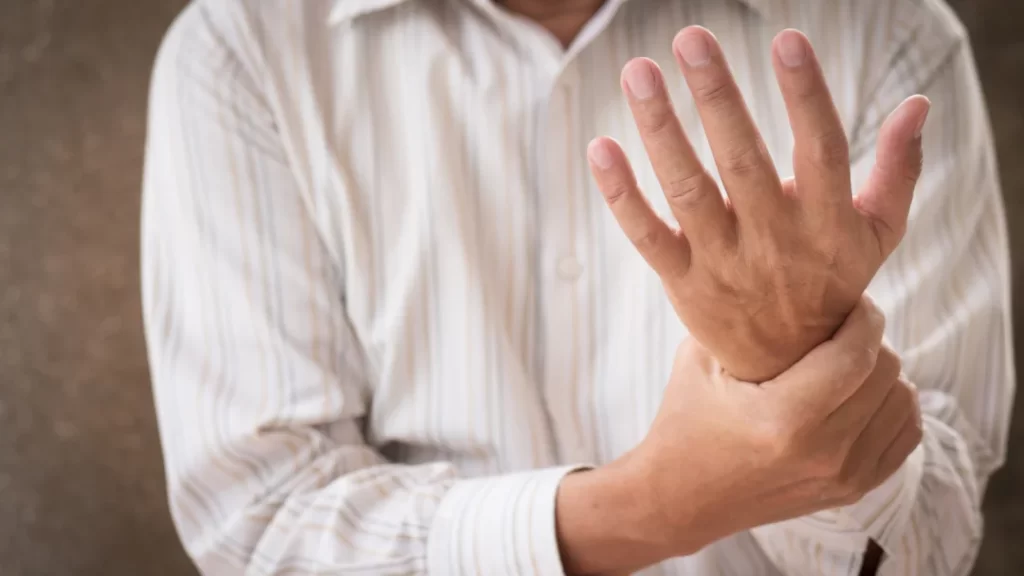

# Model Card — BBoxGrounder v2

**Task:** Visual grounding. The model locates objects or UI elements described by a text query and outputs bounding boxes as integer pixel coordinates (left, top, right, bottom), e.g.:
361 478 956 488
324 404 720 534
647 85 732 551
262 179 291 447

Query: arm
143 5 583 574
585 7 1009 574
555 299 924 575
749 19 1014 576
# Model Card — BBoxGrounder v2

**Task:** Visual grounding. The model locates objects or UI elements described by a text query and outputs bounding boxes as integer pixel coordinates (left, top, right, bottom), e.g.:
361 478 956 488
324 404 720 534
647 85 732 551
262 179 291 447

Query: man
141 0 1013 574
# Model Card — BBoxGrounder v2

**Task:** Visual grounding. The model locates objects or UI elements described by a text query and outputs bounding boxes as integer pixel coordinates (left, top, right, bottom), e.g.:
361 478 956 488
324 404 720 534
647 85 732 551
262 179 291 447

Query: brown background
0 1 1021 575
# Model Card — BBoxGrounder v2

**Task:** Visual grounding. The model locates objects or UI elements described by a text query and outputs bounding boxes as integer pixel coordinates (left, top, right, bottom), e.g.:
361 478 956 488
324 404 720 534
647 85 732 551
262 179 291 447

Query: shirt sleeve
749 5 1014 575
141 4 580 575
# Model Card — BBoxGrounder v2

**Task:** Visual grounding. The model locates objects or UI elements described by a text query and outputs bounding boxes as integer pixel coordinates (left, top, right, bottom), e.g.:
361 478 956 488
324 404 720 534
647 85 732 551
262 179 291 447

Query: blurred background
0 1 1021 575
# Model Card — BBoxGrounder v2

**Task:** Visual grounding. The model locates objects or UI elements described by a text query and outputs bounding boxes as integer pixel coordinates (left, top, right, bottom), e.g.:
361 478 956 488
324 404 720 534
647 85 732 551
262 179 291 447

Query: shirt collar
328 0 406 23
328 0 770 25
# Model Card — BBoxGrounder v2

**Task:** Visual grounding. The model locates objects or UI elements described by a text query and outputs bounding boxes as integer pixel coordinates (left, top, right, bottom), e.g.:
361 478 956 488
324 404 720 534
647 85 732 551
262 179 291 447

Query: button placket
539 65 592 465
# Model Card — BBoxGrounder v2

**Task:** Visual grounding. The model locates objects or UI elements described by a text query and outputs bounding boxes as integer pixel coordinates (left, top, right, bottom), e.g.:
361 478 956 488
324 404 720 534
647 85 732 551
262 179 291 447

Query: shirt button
557 256 583 281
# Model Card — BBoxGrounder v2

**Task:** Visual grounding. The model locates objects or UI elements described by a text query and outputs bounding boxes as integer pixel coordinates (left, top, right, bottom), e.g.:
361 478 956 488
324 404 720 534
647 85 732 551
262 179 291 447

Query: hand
555 297 922 574
587 27 931 382
641 296 921 556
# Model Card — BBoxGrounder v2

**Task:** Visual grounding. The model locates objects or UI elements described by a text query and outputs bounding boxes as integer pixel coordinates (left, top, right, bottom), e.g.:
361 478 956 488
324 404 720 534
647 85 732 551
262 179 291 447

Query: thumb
853 95 931 259
764 294 886 415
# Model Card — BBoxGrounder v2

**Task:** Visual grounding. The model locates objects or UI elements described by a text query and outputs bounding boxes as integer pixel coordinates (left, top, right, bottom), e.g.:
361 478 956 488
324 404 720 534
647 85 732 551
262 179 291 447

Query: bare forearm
555 455 689 575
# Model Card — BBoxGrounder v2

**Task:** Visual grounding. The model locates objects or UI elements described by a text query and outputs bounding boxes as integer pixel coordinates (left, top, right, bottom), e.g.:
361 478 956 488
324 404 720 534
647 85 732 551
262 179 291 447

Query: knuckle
693 81 734 109
664 172 712 211
893 378 916 407
805 131 850 168
840 344 876 378
907 380 921 409
910 418 924 445
631 227 664 254
602 186 626 203
859 295 886 333
904 419 924 449
873 309 888 338
816 238 843 269
638 106 676 137
832 463 871 504
875 345 902 380
892 432 920 465
603 182 634 205
720 141 768 176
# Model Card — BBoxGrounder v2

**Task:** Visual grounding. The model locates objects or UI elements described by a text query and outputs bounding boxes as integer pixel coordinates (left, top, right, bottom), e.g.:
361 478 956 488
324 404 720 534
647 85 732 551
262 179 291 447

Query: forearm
170 427 594 575
555 453 690 575
174 442 450 574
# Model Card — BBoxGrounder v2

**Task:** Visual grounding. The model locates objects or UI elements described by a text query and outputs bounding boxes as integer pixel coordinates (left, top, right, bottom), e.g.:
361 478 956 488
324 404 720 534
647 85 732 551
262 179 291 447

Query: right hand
588 28 930 382
631 295 922 557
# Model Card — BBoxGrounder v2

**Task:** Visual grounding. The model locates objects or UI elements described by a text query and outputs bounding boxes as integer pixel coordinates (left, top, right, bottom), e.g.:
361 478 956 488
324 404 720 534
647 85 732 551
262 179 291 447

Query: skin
591 27 929 382
556 27 927 576
499 0 607 47
557 298 922 574
503 3 927 574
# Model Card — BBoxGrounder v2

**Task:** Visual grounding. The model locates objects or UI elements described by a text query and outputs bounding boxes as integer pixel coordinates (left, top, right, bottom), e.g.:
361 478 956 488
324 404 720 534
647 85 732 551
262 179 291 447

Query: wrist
555 451 689 575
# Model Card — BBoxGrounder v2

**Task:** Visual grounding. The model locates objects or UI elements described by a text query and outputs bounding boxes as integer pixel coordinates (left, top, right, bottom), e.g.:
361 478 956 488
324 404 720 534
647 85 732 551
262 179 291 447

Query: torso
240 0 940 572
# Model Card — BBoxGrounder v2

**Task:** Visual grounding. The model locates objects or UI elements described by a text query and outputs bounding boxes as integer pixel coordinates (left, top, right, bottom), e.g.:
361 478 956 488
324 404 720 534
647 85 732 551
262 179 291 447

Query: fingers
771 30 852 211
845 380 922 490
620 58 734 250
853 95 931 259
825 345 901 432
874 397 923 483
673 26 784 220
588 137 690 276
767 294 886 413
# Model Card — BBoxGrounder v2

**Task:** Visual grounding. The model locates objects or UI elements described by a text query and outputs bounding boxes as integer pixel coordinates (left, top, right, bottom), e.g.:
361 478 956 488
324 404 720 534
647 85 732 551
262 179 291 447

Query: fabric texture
141 0 1014 574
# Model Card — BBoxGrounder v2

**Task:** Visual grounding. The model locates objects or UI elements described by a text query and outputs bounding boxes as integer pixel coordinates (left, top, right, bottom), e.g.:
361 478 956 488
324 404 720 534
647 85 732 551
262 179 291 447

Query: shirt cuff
427 465 588 576
753 442 924 556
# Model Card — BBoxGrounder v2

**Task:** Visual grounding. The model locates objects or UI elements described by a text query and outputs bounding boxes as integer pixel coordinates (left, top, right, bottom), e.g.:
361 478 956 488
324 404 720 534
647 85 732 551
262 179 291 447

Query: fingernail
914 99 931 138
623 60 657 100
676 30 711 68
588 139 614 169
777 29 806 68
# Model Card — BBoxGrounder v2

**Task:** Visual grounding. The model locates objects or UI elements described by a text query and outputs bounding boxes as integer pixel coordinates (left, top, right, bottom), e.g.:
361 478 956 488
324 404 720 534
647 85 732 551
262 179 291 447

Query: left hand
587 27 930 382
555 296 923 575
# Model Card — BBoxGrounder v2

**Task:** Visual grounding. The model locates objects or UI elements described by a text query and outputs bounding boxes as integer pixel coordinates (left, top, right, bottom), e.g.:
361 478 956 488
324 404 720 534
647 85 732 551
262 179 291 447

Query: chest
297 1 857 464
325 2 808 342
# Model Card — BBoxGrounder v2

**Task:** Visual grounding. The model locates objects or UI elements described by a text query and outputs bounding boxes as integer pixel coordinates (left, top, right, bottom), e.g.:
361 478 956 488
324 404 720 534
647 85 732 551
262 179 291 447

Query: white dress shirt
141 0 1014 574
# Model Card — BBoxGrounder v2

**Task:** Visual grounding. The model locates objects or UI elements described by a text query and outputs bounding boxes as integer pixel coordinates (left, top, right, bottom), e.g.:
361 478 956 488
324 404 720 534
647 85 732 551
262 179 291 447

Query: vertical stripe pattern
140 0 1014 574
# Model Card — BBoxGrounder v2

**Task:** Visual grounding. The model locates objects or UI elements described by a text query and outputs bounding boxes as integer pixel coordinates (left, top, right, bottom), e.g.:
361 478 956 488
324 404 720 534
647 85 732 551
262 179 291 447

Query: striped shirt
140 0 1014 574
